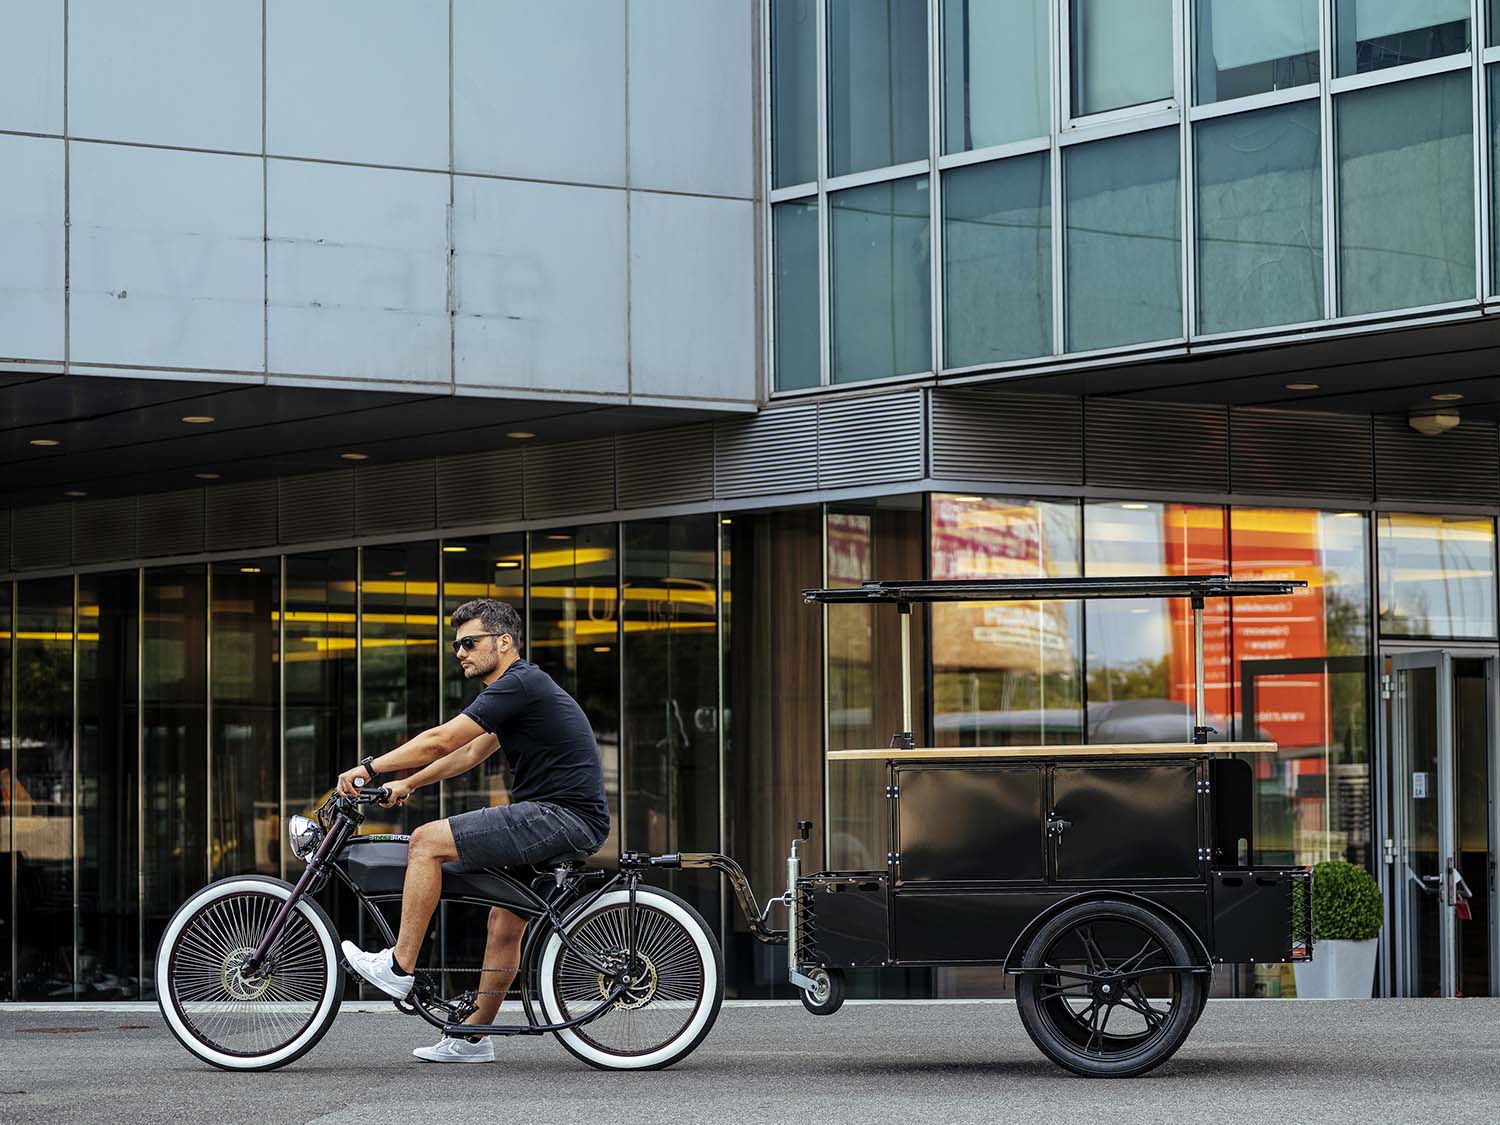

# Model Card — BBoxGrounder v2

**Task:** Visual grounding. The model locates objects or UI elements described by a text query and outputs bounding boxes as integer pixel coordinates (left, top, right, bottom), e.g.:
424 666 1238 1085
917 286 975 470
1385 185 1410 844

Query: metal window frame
1059 0 1182 130
70 573 79 999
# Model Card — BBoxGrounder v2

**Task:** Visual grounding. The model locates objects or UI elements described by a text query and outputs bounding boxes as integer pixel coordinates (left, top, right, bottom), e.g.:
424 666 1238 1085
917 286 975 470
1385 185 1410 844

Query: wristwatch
358 755 379 785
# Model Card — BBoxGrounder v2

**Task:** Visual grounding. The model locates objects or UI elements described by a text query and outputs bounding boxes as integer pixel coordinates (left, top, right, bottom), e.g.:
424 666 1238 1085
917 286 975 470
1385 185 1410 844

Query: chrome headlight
288 814 323 861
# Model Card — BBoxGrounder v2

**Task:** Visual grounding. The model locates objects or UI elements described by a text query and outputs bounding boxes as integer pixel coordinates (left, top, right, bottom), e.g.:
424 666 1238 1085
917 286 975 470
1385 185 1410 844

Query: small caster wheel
800 967 845 1016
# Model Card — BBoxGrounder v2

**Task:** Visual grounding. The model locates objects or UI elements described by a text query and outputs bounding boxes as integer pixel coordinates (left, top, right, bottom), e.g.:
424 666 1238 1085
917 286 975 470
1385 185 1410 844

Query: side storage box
1210 868 1313 964
800 873 889 969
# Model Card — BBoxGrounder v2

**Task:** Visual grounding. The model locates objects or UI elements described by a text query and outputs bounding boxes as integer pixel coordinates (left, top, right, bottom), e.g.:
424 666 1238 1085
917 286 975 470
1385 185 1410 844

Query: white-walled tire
537 887 723 1070
156 876 344 1072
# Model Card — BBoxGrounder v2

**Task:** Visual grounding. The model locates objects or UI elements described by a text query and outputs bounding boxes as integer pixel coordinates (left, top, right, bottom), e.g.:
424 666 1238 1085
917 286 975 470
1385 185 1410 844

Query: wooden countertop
827 742 1276 762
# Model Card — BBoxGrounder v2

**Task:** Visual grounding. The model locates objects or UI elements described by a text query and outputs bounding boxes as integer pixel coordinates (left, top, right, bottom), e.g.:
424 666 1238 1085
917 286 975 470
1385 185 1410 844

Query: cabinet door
895 765 1045 883
1051 763 1199 881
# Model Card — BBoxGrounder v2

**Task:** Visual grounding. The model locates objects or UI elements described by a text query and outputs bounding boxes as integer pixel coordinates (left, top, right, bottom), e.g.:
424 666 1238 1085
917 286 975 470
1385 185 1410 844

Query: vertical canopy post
1191 594 1209 745
897 601 915 750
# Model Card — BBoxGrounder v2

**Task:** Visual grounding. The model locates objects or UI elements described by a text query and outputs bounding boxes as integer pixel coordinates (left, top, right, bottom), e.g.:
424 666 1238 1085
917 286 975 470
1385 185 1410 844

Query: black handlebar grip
797 820 812 841
650 854 683 868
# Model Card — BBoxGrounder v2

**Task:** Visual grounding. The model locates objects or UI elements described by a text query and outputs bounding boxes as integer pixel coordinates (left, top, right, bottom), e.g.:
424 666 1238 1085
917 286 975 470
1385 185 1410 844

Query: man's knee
409 820 457 861
488 907 525 939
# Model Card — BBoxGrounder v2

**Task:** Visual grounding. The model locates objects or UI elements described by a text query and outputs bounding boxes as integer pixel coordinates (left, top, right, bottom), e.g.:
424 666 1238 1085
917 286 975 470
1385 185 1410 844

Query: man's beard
463 655 496 679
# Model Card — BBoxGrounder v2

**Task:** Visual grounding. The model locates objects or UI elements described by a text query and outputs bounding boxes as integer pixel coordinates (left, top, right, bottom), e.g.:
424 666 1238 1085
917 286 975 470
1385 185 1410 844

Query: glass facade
769 1 1498 389
1377 514 1498 638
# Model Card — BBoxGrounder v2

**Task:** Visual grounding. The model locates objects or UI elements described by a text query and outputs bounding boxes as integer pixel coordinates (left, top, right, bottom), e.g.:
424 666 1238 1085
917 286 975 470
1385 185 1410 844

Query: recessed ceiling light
29 438 60 447
951 495 983 503
592 645 612 653
1121 502 1151 510
180 415 215 424
721 518 733 525
1431 392 1464 402
495 560 521 569
506 431 536 440
64 490 87 498
195 472 221 480
388 570 407 577
1285 382 1320 391
442 545 467 553
1334 511 1362 519
546 534 571 541
340 452 369 461
239 566 262 574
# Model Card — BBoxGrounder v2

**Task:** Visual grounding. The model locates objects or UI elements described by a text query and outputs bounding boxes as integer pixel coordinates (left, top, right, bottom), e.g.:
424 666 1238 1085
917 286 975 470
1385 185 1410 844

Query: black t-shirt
461 660 610 842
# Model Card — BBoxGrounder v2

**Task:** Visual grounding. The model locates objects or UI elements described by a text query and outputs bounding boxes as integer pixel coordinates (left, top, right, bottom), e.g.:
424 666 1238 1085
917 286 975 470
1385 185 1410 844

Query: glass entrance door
1385 652 1497 998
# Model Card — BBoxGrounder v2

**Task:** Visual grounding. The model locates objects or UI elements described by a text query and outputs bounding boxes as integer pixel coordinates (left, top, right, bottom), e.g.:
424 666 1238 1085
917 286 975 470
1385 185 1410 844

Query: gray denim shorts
449 801 603 871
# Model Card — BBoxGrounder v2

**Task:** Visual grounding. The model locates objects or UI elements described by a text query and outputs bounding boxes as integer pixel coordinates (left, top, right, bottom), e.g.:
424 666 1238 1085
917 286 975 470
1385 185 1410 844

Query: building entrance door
1383 651 1497 997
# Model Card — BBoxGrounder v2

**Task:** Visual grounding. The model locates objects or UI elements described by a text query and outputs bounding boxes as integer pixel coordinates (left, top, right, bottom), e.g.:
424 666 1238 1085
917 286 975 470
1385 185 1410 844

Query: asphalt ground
1 998 1493 1123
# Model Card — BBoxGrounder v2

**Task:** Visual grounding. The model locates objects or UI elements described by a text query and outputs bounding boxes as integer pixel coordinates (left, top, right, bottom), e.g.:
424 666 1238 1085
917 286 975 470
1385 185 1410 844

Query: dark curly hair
449 598 523 648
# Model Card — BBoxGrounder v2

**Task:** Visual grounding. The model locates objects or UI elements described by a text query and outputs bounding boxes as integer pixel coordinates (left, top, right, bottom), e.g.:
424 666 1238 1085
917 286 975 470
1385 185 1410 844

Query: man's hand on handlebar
378 779 412 808
336 763 373 798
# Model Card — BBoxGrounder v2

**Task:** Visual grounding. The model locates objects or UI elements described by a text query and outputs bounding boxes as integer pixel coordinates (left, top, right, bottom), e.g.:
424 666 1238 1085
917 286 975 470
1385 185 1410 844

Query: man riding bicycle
336 598 610 1063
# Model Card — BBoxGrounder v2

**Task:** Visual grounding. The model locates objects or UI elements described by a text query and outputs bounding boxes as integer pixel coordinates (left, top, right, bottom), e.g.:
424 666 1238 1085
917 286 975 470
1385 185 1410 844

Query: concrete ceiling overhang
0 372 733 507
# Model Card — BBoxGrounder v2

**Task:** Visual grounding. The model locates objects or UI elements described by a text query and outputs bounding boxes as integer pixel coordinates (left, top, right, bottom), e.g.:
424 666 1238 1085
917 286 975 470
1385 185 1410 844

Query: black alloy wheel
1015 899 1204 1078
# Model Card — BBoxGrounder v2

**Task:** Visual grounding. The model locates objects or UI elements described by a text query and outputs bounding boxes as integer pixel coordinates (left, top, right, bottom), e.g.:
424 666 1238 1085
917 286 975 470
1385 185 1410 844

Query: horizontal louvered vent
356 460 437 535
74 497 139 564
438 448 523 527
1086 400 1229 494
523 437 616 519
205 479 279 551
930 390 1083 486
279 470 355 543
617 424 714 509
1374 415 1500 506
139 490 204 557
1230 409 1372 499
714 403 818 498
818 391 924 488
11 503 72 570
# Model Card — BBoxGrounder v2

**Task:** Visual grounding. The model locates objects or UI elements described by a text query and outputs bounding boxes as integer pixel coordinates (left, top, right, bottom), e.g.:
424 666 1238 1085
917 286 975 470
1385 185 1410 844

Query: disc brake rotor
596 953 658 1012
221 948 273 1001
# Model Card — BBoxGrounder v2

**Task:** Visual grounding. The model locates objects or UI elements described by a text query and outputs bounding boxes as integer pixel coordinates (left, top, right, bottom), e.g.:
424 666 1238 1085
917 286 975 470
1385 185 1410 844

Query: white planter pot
1292 938 1378 999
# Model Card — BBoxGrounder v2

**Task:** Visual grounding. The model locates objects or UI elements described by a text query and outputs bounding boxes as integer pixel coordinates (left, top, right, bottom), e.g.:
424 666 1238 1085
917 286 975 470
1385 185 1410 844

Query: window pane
0 582 10 997
1337 71 1474 316
142 566 207 999
773 199 821 391
1194 0 1319 104
622 516 721 925
1070 0 1173 117
930 494 1083 747
1493 0 1500 47
1379 514 1497 638
14 577 73 999
831 176 932 382
210 560 279 880
942 0 1048 152
1064 127 1182 351
1335 0 1469 76
78 571 139 998
1196 101 1323 335
530 526 620 865
1084 503 1230 743
360 543 440 836
827 0 929 176
943 153 1052 366
772 0 818 186
1490 67 1500 289
827 498 926 871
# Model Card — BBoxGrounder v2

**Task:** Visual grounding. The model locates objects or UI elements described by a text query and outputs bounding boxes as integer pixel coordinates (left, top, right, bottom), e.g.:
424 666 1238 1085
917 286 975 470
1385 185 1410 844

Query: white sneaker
413 1034 496 1063
340 941 414 1000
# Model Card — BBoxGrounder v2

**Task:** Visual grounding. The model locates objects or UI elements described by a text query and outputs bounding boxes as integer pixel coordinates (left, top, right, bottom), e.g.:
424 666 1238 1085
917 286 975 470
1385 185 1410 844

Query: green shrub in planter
1311 860 1383 941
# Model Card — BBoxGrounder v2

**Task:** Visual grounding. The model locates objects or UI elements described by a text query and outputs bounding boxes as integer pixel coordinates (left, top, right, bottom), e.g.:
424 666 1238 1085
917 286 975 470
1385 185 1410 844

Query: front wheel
156 876 344 1071
536 886 723 1070
1015 899 1204 1079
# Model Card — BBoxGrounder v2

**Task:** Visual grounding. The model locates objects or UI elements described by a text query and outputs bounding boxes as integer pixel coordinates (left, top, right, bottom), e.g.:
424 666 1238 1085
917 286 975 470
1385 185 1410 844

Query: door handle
1046 815 1072 842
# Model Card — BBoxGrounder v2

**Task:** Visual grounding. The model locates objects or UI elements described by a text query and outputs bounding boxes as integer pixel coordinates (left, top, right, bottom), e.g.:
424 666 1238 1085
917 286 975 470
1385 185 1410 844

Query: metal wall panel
929 389 1084 487
139 489 205 557
1230 408 1373 500
437 448 523 527
1085 400 1229 494
523 437 616 519
817 390 924 488
0 508 9 570
73 496 139 565
1374 416 1500 506
355 460 437 536
714 403 818 498
204 479 279 552
278 469 355 543
10 502 72 570
616 423 715 509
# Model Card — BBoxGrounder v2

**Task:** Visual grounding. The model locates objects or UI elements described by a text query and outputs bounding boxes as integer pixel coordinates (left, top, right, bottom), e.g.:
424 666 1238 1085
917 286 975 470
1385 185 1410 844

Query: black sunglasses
452 633 507 654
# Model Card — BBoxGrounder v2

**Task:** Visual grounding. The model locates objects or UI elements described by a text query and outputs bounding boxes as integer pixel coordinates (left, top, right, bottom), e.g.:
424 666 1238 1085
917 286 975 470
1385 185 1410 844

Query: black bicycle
154 780 724 1072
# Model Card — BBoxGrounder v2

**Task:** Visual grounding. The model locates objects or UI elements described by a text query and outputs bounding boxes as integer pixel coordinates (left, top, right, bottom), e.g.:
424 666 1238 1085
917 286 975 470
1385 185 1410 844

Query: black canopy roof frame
802 575 1307 749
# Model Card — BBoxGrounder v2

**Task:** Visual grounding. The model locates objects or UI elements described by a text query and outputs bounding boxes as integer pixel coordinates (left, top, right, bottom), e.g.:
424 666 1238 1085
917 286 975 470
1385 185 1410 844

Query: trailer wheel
1015 899 1204 1078
799 967 845 1015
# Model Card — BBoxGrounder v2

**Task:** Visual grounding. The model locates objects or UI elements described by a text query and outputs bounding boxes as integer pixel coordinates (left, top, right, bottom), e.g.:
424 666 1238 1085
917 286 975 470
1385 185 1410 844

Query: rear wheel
536 887 723 1070
1016 899 1204 1078
155 876 343 1071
